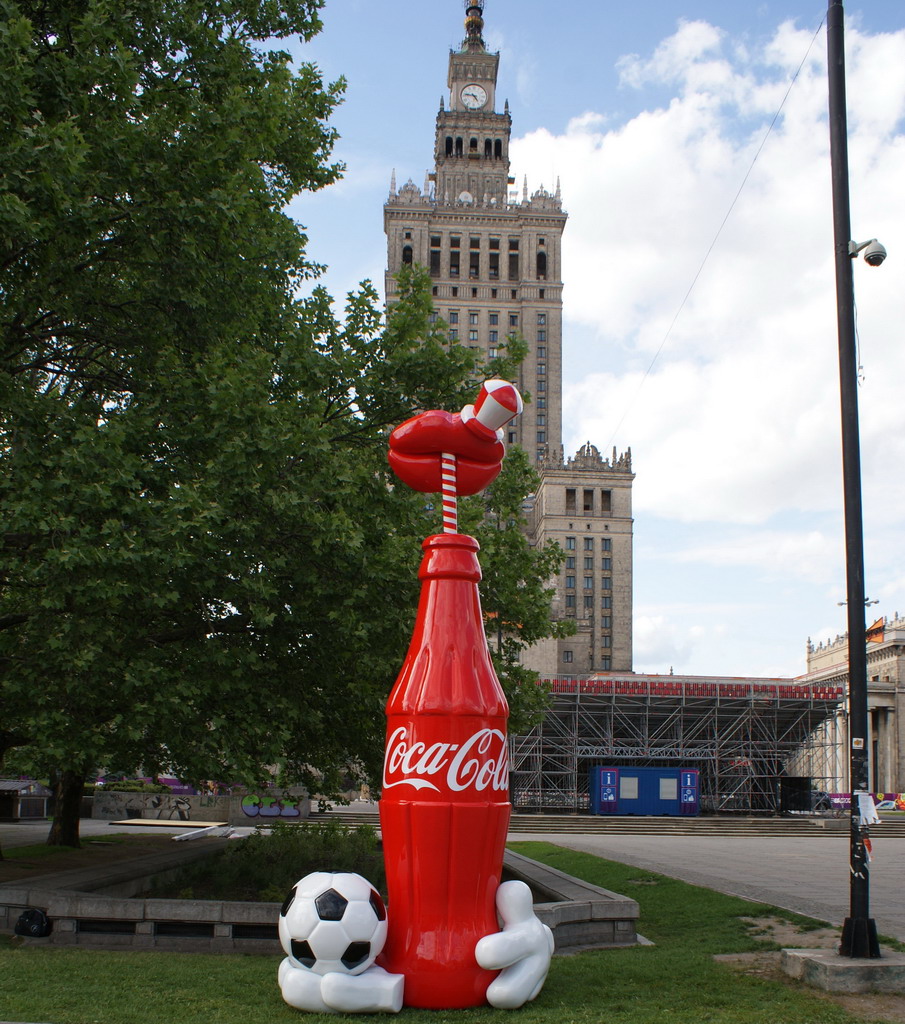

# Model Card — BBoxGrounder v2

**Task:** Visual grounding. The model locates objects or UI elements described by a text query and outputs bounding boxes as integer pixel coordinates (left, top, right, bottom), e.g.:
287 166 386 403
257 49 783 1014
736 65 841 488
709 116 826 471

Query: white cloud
633 613 708 670
509 18 905 673
511 20 905 537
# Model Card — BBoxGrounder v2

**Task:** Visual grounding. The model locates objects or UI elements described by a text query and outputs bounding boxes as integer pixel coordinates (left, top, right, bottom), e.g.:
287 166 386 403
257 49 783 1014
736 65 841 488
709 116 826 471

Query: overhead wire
604 14 828 450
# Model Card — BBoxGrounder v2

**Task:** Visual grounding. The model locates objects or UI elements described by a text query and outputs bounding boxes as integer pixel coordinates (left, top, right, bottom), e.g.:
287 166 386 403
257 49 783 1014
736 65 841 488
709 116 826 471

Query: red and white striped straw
440 451 457 533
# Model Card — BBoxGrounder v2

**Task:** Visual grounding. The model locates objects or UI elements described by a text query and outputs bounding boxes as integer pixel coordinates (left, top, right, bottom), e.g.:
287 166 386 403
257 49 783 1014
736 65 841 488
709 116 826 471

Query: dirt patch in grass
716 916 905 1024
0 835 179 885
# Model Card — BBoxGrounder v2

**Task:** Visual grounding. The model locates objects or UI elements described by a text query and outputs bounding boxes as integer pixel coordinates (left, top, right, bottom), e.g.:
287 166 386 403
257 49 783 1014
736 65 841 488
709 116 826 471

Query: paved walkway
4 819 903 942
514 831 905 942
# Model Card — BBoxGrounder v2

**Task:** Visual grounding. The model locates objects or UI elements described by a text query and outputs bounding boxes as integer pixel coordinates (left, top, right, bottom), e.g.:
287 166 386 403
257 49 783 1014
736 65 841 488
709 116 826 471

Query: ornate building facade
803 615 905 793
383 2 634 674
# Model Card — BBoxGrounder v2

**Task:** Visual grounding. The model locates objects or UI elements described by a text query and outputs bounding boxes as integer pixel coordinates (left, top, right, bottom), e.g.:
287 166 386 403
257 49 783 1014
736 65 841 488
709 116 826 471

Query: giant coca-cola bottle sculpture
379 381 523 1009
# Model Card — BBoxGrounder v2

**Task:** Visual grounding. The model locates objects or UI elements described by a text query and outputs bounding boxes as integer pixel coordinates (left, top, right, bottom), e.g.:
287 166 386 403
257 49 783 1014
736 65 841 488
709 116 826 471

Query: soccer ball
278 871 388 977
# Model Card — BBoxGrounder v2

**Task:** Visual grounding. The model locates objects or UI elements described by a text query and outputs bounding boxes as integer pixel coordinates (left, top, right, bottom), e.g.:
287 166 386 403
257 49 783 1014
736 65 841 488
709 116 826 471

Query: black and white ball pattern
278 871 388 976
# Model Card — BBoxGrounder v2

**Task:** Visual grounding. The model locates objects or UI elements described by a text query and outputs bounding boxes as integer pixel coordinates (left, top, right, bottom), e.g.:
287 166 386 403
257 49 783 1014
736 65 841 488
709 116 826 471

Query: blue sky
282 2 905 679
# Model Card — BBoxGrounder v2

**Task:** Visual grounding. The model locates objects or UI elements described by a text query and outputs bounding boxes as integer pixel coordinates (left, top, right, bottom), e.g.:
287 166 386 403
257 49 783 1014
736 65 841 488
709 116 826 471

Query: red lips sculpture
388 380 523 496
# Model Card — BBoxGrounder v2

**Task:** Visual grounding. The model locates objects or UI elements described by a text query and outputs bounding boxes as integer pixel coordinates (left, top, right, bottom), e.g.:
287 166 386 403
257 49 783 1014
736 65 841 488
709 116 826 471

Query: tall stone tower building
384 1 634 675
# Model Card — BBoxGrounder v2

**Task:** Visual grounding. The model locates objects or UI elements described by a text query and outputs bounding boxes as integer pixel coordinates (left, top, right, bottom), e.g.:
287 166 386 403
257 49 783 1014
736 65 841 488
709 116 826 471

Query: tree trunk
47 770 85 847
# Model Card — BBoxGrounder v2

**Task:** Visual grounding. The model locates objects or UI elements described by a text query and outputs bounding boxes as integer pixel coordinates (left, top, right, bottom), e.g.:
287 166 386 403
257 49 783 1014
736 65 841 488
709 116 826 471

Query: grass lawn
0 841 879 1024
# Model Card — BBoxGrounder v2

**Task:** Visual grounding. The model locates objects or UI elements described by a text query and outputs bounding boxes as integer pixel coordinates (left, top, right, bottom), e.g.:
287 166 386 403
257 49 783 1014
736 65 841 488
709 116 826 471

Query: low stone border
1 847 638 954
505 848 639 951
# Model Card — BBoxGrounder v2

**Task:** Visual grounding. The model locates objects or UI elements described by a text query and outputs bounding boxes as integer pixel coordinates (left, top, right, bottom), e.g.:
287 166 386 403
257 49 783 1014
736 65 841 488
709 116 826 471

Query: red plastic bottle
378 533 511 1009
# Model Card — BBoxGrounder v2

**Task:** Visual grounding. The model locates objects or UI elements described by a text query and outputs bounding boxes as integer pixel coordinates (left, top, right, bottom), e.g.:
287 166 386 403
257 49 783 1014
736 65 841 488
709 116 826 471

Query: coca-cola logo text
383 726 509 794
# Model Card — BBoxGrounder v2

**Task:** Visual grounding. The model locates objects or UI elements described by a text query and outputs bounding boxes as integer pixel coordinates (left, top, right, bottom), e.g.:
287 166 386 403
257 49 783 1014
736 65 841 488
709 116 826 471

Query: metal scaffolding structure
510 675 845 814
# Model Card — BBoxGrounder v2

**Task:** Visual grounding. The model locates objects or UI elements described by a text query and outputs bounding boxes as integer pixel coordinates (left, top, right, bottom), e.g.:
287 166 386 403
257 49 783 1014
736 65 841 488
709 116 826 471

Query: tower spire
462 1 486 53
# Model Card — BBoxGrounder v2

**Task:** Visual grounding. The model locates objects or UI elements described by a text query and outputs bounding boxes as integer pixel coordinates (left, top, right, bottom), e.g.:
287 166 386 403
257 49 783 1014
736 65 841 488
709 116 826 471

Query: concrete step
312 810 905 838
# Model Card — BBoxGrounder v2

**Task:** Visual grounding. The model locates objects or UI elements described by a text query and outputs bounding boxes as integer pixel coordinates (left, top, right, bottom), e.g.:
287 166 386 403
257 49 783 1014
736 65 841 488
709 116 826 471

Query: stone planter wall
92 790 309 827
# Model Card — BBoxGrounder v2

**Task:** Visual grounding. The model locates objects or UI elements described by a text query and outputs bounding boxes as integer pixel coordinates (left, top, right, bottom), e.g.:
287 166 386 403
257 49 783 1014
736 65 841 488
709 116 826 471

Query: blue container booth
589 767 700 815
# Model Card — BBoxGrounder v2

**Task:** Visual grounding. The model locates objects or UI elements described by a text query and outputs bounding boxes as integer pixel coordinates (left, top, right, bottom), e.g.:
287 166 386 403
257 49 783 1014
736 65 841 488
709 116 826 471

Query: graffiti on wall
241 793 303 819
125 793 193 820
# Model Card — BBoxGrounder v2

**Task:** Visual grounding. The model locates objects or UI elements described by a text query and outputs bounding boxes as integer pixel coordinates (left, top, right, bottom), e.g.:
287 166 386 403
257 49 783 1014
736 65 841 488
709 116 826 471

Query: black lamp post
826 0 880 959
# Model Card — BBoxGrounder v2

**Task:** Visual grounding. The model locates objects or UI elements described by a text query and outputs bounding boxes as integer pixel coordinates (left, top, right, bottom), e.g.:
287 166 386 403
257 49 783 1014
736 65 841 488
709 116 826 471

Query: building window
562 650 574 664
601 596 612 609
509 313 519 327
402 245 413 265
584 595 594 609
602 538 612 552
601 635 612 648
429 312 438 324
584 537 594 550
508 240 519 280
536 380 546 392
537 330 546 342
469 330 478 342
489 330 498 343
601 615 611 628
537 415 545 426
536 431 545 443
539 288 545 298
449 310 459 324
537 346 546 358
449 329 458 340
583 576 593 589
601 577 611 590
537 313 546 325
536 252 547 279
565 536 576 550
489 312 499 325
537 397 546 409
601 558 611 570
469 312 479 324
490 237 500 250
584 556 593 570
537 364 546 375
565 488 576 513
471 287 478 297
451 286 458 296
601 489 612 512
470 252 480 278
489 252 499 278
450 251 460 276
565 575 575 588
583 489 594 513
565 556 575 569
430 249 441 276
600 657 611 671
488 347 498 358
450 235 460 249
565 594 576 609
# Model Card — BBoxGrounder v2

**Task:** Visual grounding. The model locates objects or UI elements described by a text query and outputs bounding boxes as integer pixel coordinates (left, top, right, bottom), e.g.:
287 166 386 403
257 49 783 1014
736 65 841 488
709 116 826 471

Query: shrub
150 821 385 902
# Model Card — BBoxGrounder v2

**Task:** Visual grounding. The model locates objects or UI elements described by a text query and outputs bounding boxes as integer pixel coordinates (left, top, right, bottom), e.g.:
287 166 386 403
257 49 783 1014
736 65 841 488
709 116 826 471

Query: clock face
461 83 487 110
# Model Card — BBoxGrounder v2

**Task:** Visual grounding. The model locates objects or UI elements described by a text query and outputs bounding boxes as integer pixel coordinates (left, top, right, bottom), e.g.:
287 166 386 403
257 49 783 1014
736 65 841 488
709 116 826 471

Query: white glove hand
475 880 554 1009
278 958 404 1014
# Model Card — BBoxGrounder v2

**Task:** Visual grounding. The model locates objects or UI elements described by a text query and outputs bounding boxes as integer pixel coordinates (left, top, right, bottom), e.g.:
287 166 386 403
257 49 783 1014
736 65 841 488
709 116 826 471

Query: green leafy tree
0 0 565 852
